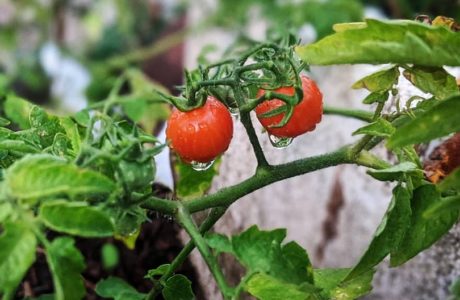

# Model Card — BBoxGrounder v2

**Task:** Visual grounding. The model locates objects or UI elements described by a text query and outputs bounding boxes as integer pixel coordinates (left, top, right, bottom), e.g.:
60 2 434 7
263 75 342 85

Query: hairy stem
146 207 228 300
176 204 233 299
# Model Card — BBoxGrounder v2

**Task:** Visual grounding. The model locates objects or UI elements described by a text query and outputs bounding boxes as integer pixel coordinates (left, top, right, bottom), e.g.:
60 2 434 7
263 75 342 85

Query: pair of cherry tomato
166 76 323 164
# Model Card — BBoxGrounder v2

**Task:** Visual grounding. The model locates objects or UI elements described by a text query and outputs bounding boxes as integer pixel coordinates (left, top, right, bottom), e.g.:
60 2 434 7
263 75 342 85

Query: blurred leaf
0 202 12 223
367 162 422 181
0 222 37 295
352 67 399 93
0 117 10 127
96 276 145 300
39 201 114 238
205 233 233 254
391 184 459 266
4 95 33 129
438 167 460 192
175 158 221 200
101 243 119 270
403 66 459 100
344 185 411 281
4 154 116 200
297 19 460 66
425 195 460 218
46 237 85 300
162 274 195 300
29 106 65 147
387 95 460 148
145 264 170 279
314 268 375 300
245 273 318 300
59 117 82 154
353 118 395 137
362 91 389 104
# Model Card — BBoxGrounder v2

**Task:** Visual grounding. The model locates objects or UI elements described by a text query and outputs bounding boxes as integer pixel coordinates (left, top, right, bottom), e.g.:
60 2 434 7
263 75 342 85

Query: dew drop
190 160 214 171
268 134 293 149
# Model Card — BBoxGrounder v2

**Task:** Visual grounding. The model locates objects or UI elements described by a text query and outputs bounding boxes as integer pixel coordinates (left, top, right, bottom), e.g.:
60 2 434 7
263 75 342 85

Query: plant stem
185 146 374 213
140 196 178 215
239 111 269 168
176 204 233 299
146 207 228 299
323 105 373 122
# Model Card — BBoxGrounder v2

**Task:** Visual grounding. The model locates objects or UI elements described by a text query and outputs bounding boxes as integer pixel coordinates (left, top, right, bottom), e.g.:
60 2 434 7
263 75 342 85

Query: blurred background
1 0 460 299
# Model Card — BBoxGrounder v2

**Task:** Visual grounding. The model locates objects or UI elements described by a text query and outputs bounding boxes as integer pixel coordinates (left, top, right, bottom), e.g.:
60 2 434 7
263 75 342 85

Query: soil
15 217 204 299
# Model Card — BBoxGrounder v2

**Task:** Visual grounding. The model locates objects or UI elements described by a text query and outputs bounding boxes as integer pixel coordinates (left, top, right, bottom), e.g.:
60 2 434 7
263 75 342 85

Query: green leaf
29 106 65 147
0 117 11 126
101 243 119 270
59 117 82 154
46 237 85 300
438 167 460 192
314 268 375 300
387 95 460 148
353 118 395 137
51 133 72 158
5 154 116 200
424 195 460 218
175 158 221 200
296 19 460 66
0 202 12 222
73 110 90 127
4 95 33 129
362 91 389 104
145 264 170 279
450 276 460 299
39 201 114 237
162 274 195 300
367 162 422 181
344 185 411 281
390 184 459 266
96 276 146 300
205 233 233 254
0 222 37 295
208 226 314 285
245 273 318 300
0 140 40 154
352 67 399 93
403 66 459 100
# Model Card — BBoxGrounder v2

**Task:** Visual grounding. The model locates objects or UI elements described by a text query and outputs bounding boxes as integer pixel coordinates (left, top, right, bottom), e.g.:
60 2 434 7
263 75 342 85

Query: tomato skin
255 76 323 138
166 96 233 163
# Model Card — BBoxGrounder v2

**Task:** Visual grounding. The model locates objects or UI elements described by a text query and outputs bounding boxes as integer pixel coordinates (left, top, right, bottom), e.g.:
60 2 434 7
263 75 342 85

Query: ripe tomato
166 96 233 163
255 75 323 138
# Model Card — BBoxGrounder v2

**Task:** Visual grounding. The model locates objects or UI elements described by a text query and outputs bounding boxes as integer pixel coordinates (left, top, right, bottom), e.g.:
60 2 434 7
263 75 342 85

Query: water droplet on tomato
268 134 293 149
190 160 214 171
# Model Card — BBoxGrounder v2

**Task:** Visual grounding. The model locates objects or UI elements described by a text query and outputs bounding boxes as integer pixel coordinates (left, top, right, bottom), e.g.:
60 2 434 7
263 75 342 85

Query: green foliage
402 66 459 100
0 222 37 296
175 158 221 200
390 184 459 266
162 274 195 300
353 118 395 137
296 19 460 66
314 268 375 300
438 168 460 193
344 185 411 281
367 162 422 181
101 243 119 270
352 67 400 93
39 201 114 237
96 277 146 300
46 237 86 300
387 95 460 148
4 154 116 200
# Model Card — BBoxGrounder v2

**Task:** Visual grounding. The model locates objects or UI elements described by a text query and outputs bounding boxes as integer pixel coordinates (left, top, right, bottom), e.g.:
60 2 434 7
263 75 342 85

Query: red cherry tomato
255 75 323 138
166 96 233 163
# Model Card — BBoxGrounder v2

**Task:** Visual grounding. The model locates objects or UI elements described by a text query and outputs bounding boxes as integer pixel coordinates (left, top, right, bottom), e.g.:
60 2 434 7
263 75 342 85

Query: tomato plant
0 10 459 300
255 75 323 138
166 96 233 166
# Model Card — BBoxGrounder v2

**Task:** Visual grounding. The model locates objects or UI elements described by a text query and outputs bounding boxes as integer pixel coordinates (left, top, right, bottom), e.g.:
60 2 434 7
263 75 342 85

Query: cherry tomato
255 75 323 138
166 96 233 163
